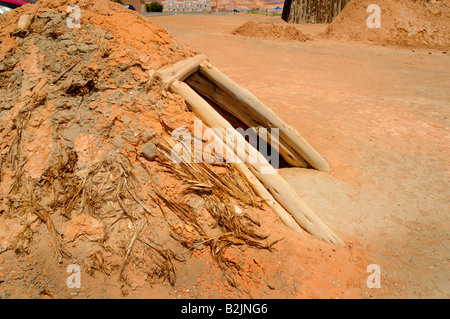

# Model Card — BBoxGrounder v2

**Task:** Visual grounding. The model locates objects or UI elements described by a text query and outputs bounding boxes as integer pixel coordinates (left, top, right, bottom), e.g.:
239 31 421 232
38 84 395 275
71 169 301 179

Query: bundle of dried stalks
7 177 72 263
4 147 183 287
159 135 259 206
65 157 183 287
154 134 281 286
1 128 279 290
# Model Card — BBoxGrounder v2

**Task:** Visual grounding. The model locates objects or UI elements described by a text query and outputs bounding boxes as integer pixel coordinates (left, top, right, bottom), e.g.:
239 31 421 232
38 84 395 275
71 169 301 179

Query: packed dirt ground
0 1 368 299
0 4 448 299
148 13 450 298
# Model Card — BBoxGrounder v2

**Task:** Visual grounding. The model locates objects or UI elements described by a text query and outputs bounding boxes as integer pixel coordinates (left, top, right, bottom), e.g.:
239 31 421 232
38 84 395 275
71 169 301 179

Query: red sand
0 0 369 299
324 0 450 50
232 21 310 42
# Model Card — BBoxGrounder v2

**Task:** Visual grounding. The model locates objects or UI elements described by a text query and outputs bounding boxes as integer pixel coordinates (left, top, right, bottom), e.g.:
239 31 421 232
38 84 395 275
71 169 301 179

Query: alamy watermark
366 4 381 29
66 264 81 288
366 264 381 288
66 4 81 29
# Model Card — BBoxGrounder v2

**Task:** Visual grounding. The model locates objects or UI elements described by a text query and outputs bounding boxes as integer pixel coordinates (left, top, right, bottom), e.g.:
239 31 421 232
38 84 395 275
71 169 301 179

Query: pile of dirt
0 0 368 298
323 0 450 50
231 21 310 42
0 0 277 293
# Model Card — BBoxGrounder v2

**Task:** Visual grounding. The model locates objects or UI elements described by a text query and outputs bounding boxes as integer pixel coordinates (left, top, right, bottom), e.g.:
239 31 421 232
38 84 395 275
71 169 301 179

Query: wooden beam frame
186 72 310 168
197 60 330 172
152 55 342 245
154 54 209 90
170 80 343 245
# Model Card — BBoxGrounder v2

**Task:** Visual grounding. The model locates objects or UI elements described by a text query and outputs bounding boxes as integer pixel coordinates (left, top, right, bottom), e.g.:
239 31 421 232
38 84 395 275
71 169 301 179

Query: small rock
78 44 90 53
67 45 77 55
105 33 114 40
141 129 156 143
60 39 73 47
121 115 132 125
0 292 8 299
124 132 139 145
139 142 157 161
49 63 62 73
59 33 72 41
111 135 125 149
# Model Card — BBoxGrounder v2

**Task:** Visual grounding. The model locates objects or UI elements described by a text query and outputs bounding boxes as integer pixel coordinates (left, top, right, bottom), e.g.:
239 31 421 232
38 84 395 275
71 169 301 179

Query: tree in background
146 2 164 12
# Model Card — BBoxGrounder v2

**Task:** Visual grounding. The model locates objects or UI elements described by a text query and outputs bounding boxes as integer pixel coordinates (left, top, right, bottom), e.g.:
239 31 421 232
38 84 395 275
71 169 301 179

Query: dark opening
191 91 290 170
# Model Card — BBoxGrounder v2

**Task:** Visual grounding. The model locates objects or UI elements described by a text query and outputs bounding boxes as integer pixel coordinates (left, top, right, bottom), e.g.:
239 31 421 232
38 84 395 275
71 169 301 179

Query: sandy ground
146 13 450 298
0 12 448 300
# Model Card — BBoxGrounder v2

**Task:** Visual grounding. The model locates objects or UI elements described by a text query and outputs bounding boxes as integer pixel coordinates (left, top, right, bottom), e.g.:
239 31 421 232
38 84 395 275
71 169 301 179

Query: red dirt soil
323 0 450 50
150 12 449 299
232 21 310 41
0 0 371 299
0 0 196 65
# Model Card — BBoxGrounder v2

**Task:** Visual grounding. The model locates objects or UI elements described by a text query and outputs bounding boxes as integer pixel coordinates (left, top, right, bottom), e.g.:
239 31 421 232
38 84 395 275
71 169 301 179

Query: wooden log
170 80 343 245
186 72 310 168
189 115 303 234
154 54 209 90
233 161 304 234
198 61 330 172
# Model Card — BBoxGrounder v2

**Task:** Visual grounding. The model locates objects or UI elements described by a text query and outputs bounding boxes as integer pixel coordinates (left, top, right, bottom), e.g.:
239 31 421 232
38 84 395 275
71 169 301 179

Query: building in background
161 0 211 12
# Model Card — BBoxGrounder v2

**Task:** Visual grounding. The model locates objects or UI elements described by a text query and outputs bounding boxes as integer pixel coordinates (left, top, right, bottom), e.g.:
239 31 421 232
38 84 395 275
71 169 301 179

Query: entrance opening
189 87 290 170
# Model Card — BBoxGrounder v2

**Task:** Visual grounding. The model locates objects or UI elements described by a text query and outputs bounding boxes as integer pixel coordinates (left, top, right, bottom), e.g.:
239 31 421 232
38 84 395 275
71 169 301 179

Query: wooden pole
154 54 209 90
186 72 310 168
198 61 330 172
191 116 304 234
170 80 343 245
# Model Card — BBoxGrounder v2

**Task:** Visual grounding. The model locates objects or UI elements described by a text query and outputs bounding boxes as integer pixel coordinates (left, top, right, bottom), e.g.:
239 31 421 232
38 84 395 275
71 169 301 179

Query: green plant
146 2 164 12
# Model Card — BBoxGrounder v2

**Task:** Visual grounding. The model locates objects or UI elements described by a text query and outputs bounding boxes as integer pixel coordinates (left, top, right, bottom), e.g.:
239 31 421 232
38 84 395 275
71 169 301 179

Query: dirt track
149 13 450 298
